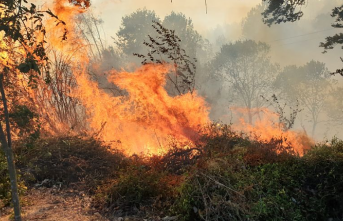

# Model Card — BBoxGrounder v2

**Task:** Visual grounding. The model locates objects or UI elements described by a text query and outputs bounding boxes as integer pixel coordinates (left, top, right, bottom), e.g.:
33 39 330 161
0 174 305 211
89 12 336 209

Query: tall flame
1 0 314 156
74 64 210 154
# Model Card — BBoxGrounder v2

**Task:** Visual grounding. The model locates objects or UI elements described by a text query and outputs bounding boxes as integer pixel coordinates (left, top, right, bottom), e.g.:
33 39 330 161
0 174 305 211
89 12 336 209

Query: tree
210 40 278 124
134 21 197 95
262 0 343 74
261 0 306 26
326 86 343 125
115 9 161 60
242 3 302 44
162 12 213 94
274 60 333 137
162 12 203 60
0 0 66 220
320 4 343 69
116 10 212 95
78 11 125 97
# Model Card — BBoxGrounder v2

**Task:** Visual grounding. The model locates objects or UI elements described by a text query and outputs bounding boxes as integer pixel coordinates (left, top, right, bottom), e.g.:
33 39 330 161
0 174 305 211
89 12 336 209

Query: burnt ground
0 187 109 221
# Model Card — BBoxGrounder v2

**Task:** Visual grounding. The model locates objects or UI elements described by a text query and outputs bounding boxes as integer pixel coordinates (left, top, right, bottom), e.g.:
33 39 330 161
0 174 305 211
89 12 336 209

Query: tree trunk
0 74 21 221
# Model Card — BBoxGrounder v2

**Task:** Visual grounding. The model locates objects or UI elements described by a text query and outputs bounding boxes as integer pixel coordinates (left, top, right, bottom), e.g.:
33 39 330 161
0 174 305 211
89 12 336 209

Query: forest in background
1 0 343 220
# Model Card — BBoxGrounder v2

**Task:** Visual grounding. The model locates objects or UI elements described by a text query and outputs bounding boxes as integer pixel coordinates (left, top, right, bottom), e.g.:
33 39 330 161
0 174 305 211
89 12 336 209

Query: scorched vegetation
1 127 343 220
1 0 343 220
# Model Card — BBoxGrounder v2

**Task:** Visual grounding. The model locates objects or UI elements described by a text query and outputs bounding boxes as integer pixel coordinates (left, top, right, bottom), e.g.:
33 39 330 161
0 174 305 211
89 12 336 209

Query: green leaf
17 62 31 73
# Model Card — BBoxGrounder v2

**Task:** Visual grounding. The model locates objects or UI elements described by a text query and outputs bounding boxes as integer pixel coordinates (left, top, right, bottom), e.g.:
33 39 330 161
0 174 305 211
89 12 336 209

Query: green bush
0 149 27 209
3 126 343 221
0 149 11 208
100 155 181 217
173 137 343 221
14 136 128 191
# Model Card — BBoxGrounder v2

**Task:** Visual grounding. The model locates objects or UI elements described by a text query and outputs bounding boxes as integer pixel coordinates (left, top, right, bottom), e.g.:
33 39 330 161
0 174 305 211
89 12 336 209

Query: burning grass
1 128 343 220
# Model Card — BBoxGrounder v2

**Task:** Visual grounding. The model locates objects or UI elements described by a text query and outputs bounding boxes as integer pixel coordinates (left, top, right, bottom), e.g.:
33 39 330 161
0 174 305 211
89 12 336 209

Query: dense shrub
102 160 175 216
2 129 343 221
0 149 27 209
173 137 343 221
14 136 128 192
0 149 11 208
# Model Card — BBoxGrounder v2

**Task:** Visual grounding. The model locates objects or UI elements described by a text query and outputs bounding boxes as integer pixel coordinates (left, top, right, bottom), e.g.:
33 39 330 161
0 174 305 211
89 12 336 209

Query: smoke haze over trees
76 0 343 140
2 1 343 219
25 0 342 141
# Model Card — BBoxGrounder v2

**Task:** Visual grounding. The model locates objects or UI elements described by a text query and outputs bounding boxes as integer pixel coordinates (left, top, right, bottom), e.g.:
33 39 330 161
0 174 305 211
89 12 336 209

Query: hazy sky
90 0 260 43
87 0 342 72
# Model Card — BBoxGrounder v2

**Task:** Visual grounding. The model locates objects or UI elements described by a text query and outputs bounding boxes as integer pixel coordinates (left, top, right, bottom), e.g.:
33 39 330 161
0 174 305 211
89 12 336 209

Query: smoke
34 0 343 143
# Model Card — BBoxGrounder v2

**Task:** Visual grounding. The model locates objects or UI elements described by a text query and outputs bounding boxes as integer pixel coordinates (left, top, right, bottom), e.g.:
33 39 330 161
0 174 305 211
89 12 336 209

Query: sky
90 0 260 44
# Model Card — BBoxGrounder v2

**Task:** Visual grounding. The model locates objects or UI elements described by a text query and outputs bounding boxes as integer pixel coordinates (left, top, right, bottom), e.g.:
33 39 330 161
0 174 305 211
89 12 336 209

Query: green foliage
4 132 343 220
115 8 161 56
261 0 343 75
14 136 127 190
134 20 197 95
320 4 343 55
0 0 65 76
173 156 250 221
0 149 11 208
172 135 343 221
261 0 306 26
103 159 175 216
248 140 343 220
9 105 40 141
0 149 26 209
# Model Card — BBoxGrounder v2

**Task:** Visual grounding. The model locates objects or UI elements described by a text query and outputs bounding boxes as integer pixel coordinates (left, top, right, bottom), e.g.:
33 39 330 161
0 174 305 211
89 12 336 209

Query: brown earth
0 188 176 221
0 187 108 221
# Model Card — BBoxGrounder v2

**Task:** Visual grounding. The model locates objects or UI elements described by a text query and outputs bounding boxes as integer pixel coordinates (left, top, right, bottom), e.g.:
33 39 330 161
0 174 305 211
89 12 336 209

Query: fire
28 1 211 155
231 107 313 156
74 64 210 154
1 0 315 156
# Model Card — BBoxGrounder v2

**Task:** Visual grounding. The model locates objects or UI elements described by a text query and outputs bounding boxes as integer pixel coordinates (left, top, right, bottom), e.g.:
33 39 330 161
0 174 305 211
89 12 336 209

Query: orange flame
74 64 210 155
231 107 313 155
1 0 315 157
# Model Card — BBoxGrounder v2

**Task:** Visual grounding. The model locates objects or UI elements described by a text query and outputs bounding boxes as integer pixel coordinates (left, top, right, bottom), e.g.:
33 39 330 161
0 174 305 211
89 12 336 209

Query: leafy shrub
9 104 40 148
14 136 127 191
100 155 183 217
173 136 343 221
0 149 27 209
173 159 249 221
5 126 343 221
0 149 11 208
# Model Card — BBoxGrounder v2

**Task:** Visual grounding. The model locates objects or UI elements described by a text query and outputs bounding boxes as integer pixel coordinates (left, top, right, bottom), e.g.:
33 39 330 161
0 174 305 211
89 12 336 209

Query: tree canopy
115 9 160 57
275 60 332 136
210 40 278 124
262 0 343 74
